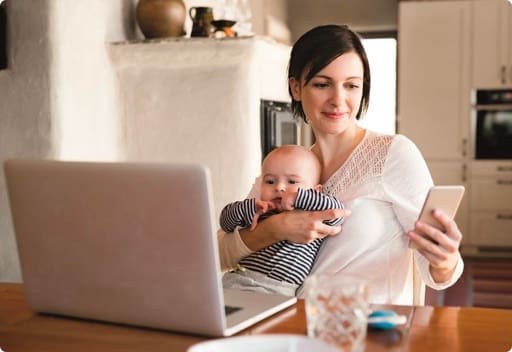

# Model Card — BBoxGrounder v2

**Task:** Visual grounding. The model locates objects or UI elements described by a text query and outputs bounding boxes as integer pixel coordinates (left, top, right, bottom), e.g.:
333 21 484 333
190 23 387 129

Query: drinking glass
305 273 369 352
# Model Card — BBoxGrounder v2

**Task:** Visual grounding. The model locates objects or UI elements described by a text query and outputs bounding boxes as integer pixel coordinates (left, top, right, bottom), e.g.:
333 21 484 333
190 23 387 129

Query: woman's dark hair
288 24 371 122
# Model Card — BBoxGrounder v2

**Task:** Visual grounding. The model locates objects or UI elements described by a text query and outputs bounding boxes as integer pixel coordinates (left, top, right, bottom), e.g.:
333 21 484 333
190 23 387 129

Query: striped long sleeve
230 189 345 286
219 198 257 233
294 188 344 226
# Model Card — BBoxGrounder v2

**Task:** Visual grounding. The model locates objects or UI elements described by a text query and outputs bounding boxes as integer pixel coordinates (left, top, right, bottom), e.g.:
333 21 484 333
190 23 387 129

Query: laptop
4 159 296 337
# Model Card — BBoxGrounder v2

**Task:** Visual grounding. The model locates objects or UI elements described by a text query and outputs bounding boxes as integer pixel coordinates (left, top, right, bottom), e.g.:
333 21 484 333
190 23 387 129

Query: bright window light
359 37 397 135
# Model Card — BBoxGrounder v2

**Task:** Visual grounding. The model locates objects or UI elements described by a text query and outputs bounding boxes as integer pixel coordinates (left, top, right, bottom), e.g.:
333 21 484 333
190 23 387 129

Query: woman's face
290 52 364 136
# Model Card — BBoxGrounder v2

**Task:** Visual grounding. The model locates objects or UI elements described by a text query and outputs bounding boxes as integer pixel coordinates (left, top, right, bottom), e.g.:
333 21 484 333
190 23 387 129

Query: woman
218 24 463 305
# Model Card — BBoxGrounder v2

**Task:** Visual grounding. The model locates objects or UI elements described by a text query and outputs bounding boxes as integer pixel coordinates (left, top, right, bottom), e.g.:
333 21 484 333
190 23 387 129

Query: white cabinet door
471 178 512 210
398 1 471 159
470 161 512 247
471 212 512 247
472 0 512 87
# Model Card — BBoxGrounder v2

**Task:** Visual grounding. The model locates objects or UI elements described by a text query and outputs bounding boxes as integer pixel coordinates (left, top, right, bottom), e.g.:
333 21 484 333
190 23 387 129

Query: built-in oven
260 99 301 158
472 89 512 159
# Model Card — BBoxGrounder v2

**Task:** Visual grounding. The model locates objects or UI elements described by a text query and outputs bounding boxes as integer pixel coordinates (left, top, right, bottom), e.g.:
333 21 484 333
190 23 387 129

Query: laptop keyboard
225 305 242 316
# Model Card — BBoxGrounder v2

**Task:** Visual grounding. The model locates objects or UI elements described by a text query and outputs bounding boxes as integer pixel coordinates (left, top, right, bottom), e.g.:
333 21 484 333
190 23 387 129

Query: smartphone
410 185 465 248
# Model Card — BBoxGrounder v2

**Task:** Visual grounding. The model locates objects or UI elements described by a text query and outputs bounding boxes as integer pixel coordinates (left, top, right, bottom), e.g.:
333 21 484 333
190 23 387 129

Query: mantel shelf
109 34 257 46
107 35 291 88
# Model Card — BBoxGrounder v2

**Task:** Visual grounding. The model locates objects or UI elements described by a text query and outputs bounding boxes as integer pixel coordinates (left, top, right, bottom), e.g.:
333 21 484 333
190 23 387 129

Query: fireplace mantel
108 36 291 219
108 36 291 101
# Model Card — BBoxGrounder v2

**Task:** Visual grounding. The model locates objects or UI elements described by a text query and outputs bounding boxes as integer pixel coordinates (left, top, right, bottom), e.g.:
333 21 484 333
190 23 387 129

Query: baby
220 145 344 296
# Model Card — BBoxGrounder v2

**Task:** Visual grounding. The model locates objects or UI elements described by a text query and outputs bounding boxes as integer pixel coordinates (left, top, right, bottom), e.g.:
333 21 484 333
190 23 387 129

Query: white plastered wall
0 0 290 281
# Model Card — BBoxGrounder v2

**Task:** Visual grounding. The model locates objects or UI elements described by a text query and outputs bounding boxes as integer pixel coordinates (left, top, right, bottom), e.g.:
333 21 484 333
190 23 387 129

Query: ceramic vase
189 6 214 37
136 0 186 39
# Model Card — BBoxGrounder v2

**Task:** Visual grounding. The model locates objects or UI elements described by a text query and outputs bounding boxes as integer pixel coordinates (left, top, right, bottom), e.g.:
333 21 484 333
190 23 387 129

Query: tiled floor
426 257 512 309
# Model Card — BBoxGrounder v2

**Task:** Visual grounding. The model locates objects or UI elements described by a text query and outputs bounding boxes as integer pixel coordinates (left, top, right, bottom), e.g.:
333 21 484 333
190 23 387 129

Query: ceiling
288 0 397 41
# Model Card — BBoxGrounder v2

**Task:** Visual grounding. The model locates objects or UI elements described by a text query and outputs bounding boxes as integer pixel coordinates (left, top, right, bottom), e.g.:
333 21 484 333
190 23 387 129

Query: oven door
474 106 512 159
260 100 299 158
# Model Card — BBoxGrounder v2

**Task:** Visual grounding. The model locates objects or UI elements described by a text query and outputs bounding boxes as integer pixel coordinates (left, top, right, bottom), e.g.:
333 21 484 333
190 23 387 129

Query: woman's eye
313 82 329 88
346 82 360 90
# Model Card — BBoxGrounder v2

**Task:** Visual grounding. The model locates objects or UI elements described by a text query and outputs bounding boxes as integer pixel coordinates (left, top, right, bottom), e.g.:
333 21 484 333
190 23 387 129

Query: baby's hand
280 190 297 211
250 200 276 230
255 200 276 214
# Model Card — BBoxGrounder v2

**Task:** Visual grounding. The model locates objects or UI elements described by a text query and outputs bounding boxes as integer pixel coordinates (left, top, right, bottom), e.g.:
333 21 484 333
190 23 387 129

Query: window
358 34 397 135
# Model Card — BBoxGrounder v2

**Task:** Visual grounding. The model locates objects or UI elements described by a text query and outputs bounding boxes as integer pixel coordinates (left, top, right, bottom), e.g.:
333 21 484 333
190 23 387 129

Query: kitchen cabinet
398 1 471 160
399 0 512 254
469 161 512 247
398 1 471 243
471 0 512 88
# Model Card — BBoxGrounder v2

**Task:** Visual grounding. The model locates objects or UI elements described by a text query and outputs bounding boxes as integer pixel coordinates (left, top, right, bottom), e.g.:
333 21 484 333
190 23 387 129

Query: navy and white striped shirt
219 188 344 286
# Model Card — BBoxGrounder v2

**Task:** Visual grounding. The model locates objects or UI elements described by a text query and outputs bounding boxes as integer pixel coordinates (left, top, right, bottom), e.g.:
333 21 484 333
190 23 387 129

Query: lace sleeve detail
323 131 394 197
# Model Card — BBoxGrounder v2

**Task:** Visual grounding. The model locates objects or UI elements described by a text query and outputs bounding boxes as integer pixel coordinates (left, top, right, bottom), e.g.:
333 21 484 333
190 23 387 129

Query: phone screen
411 185 465 247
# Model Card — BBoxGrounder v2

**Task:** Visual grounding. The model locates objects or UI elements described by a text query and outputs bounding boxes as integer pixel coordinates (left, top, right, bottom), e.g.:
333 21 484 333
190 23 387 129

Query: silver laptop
4 159 296 337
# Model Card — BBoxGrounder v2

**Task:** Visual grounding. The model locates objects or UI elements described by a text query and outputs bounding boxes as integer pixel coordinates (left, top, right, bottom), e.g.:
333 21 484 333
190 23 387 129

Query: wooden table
1 283 511 351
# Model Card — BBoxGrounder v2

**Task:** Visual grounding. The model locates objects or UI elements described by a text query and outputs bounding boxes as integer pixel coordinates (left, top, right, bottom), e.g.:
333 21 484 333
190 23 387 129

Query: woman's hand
407 209 462 283
240 208 350 251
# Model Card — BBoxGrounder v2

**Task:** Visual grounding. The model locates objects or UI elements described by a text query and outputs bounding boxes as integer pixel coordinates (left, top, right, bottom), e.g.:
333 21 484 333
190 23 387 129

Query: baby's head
260 145 322 202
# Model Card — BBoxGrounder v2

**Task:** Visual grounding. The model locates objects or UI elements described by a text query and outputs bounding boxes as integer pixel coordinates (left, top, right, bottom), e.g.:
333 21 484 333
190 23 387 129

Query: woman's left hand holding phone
408 209 462 283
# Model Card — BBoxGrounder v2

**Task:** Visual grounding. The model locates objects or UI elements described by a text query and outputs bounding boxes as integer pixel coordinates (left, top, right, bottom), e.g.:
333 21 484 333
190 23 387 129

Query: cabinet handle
461 138 467 157
501 66 507 85
496 179 512 185
496 214 512 220
497 166 512 172
462 163 467 182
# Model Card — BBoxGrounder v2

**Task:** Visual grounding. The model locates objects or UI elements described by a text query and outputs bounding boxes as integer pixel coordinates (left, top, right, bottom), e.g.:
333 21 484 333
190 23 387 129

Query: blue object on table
368 310 407 330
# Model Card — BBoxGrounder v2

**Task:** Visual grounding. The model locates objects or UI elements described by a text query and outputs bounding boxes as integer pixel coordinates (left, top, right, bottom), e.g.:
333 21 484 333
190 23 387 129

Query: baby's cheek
289 185 301 193
259 187 273 201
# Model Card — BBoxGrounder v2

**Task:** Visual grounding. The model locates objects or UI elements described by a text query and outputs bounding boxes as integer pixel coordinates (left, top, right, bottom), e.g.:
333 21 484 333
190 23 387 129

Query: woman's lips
323 112 346 119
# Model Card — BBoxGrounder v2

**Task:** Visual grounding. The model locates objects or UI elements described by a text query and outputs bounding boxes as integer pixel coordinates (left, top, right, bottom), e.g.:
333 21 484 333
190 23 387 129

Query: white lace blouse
217 130 464 305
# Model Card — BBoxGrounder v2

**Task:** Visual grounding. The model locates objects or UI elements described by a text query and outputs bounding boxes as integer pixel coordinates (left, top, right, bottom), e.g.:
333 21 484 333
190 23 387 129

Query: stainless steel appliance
260 100 301 158
472 89 512 159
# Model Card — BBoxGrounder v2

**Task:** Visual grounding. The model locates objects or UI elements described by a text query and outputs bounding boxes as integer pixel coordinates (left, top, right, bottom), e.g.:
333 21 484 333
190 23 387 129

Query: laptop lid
4 159 296 337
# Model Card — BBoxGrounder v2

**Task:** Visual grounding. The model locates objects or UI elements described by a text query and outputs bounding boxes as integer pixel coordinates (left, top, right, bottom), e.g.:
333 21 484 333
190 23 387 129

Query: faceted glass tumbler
305 274 369 352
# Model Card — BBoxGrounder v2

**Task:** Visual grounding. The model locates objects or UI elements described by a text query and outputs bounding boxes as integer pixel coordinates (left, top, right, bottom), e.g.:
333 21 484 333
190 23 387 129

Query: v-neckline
322 129 370 187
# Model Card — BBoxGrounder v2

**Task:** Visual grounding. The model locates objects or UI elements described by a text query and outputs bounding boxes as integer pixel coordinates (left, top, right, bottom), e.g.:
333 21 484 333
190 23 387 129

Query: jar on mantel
136 0 186 39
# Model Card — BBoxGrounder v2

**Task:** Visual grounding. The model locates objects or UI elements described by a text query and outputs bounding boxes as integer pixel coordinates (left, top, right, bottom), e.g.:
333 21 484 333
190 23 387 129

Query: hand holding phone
409 185 465 249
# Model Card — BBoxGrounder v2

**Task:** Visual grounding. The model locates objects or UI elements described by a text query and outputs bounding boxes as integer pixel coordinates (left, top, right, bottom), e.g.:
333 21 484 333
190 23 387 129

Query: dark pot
136 0 186 39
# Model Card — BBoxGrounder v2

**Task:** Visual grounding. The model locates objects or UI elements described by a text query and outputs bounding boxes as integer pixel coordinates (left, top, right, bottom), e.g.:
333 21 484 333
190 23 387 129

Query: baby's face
260 149 320 204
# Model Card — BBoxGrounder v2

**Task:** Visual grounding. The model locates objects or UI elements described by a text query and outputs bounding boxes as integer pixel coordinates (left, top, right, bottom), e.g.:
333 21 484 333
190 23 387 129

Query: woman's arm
217 208 348 271
383 135 463 287
240 208 347 250
217 228 254 271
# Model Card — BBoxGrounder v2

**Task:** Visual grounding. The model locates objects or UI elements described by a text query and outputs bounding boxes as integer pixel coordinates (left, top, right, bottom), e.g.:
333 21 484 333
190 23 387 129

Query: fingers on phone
414 220 460 254
432 209 462 242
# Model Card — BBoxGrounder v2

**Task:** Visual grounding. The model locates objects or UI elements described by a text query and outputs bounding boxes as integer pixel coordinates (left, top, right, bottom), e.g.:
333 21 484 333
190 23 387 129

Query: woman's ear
289 77 301 101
